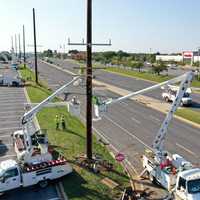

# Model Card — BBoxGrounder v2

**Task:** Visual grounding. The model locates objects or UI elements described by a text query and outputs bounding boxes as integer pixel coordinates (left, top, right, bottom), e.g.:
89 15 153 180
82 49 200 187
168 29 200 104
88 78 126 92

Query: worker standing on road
61 115 66 130
55 115 59 130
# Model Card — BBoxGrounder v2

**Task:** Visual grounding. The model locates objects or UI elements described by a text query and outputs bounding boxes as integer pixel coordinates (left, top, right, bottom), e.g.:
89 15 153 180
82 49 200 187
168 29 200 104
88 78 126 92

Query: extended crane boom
22 76 80 125
95 71 194 156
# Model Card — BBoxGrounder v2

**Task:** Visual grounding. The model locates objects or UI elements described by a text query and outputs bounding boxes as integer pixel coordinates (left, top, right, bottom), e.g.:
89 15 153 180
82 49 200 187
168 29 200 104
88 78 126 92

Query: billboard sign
183 51 193 58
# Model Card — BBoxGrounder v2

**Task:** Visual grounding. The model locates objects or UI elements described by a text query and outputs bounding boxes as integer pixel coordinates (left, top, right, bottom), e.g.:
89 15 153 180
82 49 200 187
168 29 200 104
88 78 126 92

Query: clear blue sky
1 0 200 53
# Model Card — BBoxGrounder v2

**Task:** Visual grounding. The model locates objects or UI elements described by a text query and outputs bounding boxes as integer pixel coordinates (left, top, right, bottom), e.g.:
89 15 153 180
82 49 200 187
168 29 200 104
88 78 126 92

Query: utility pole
68 0 111 159
18 34 21 62
86 0 92 159
33 8 38 84
15 34 18 58
23 25 26 68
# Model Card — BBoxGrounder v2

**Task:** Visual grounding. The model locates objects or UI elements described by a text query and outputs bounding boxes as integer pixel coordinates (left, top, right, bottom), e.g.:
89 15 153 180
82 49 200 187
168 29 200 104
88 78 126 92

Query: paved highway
36 60 200 198
0 67 59 200
37 60 200 168
52 58 200 111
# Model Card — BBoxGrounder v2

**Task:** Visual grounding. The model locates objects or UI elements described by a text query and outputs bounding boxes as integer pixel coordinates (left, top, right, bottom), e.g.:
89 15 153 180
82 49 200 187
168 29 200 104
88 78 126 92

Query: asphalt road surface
0 67 59 200
51 58 200 112
36 60 200 199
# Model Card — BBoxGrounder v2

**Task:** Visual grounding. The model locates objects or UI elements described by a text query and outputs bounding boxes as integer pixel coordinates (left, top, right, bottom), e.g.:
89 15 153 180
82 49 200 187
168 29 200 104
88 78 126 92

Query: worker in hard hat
55 115 59 130
60 115 66 130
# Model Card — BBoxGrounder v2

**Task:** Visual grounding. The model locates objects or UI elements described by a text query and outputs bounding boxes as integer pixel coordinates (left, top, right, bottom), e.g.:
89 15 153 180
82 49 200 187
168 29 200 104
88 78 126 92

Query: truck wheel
149 174 156 184
165 97 169 102
39 180 48 188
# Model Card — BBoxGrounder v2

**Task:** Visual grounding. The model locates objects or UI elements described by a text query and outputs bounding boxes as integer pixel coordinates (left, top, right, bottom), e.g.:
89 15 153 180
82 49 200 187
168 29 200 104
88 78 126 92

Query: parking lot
0 67 59 200
0 67 25 162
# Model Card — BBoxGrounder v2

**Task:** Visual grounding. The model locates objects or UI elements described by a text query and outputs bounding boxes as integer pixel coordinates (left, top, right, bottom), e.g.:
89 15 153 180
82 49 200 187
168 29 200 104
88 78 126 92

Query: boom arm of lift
98 71 193 154
21 76 80 125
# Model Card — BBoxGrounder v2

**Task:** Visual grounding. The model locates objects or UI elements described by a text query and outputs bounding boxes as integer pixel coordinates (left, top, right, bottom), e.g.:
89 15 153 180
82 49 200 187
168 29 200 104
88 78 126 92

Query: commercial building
156 51 200 64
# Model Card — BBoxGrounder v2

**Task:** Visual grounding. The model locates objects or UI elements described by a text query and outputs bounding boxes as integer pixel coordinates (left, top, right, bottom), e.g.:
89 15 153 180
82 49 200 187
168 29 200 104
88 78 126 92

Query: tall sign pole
23 25 26 68
33 8 38 84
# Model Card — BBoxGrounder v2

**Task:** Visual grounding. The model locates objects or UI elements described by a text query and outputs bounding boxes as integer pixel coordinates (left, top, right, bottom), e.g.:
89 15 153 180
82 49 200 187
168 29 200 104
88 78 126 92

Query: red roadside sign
115 153 125 162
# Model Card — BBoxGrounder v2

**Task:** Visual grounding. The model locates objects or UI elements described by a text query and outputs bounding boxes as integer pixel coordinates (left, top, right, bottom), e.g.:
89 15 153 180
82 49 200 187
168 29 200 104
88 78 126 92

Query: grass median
176 108 200 125
19 66 130 200
104 67 200 88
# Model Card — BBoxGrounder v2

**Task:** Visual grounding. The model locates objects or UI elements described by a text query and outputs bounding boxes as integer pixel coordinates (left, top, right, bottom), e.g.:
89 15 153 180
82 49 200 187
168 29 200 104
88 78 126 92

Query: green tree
43 49 53 57
152 61 168 75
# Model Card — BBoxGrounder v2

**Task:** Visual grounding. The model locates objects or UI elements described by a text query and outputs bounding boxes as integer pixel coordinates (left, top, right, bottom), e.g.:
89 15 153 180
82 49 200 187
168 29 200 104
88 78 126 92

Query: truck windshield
183 93 190 98
188 179 200 194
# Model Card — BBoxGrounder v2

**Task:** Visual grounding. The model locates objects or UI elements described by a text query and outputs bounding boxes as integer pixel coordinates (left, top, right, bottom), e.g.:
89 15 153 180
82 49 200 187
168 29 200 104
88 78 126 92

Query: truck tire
39 180 48 188
165 97 169 102
149 174 157 184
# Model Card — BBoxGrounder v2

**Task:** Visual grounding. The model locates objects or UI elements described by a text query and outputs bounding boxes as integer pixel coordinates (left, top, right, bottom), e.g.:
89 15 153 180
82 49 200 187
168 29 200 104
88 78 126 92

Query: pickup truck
162 87 192 106
0 158 72 193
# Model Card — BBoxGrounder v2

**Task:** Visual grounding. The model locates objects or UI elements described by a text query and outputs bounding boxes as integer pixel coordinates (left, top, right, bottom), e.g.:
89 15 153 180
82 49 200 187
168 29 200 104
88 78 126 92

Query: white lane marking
176 143 196 156
0 134 11 138
0 154 16 159
0 111 24 115
131 117 141 124
149 115 161 122
0 102 23 106
0 127 19 131
0 120 20 124
104 115 152 150
120 102 128 106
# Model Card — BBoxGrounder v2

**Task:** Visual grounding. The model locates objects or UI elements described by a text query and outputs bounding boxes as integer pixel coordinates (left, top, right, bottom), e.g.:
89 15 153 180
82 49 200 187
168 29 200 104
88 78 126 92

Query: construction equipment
0 158 72 193
162 85 192 106
12 76 80 164
94 71 200 199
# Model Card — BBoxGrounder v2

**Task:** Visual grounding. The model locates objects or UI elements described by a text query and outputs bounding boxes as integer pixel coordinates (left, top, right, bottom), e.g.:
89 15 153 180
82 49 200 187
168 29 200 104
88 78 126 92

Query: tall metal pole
18 34 21 62
33 8 38 84
86 0 92 159
15 34 18 57
23 25 26 68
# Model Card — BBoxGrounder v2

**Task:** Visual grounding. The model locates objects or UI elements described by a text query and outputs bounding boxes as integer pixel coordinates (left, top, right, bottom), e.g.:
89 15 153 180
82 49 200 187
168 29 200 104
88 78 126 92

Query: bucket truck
94 71 200 199
0 77 81 193
12 76 80 164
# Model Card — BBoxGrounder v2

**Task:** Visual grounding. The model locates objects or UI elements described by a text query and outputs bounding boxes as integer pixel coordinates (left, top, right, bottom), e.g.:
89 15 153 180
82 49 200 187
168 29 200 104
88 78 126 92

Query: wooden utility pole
23 25 26 68
68 0 111 159
33 8 38 84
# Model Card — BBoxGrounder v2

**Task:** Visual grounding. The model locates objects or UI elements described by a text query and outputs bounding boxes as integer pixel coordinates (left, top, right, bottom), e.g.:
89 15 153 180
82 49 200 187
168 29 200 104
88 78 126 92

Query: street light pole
18 34 21 62
23 25 26 68
33 8 38 84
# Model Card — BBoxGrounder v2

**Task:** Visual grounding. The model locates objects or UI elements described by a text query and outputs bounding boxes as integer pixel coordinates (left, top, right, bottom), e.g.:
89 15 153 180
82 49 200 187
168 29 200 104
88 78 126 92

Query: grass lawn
103 67 200 88
176 108 200 125
20 67 130 200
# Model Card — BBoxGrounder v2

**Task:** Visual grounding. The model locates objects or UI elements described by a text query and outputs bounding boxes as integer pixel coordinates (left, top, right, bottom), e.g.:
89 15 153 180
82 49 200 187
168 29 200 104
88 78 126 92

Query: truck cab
162 87 192 106
0 160 21 193
175 168 200 200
